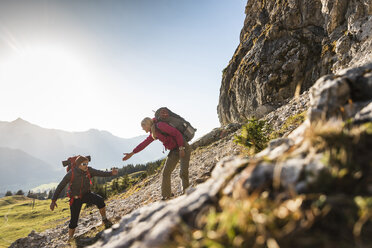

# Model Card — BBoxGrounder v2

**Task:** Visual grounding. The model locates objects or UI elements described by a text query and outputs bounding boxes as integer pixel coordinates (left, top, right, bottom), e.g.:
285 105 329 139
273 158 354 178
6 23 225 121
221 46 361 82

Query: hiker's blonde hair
141 117 157 139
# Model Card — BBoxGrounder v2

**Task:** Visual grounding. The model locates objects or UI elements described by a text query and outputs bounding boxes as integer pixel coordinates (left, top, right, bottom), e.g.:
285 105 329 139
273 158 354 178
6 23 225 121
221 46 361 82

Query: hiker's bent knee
97 200 105 209
69 220 78 229
93 194 105 209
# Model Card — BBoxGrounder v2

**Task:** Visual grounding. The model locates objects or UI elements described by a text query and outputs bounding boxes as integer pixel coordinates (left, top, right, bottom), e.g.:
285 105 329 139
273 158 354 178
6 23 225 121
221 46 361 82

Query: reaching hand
50 201 57 211
122 152 134 161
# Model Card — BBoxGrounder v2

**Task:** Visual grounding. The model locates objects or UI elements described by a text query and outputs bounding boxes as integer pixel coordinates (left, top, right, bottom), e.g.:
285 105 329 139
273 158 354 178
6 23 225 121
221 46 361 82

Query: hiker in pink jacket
122 117 191 200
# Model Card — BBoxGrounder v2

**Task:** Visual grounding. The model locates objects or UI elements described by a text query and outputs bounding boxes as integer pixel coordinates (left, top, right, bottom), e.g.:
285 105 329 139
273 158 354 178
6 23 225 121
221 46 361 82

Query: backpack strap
86 169 92 185
154 122 168 137
67 168 75 205
66 156 78 205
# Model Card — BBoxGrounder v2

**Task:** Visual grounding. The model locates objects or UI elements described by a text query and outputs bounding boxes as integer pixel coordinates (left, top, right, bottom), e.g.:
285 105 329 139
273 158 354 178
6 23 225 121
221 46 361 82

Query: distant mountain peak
12 117 27 123
7 118 44 131
10 117 33 127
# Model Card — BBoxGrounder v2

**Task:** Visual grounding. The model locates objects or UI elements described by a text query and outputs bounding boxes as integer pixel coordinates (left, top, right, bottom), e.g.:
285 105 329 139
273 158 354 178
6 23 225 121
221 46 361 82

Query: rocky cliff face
218 0 372 125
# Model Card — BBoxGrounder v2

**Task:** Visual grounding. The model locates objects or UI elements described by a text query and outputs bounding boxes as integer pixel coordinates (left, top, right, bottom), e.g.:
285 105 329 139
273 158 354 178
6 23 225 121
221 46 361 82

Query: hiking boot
102 218 113 228
67 236 75 244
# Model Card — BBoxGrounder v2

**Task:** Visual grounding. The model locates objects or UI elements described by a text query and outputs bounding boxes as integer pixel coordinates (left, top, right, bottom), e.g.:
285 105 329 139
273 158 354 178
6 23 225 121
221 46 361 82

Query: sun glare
0 44 101 103
2 45 86 89
0 44 102 130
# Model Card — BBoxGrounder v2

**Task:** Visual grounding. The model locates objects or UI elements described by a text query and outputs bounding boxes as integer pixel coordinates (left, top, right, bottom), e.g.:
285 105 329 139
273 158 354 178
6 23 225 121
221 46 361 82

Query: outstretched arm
122 134 154 161
131 135 154 154
122 152 134 161
50 172 71 211
89 167 118 177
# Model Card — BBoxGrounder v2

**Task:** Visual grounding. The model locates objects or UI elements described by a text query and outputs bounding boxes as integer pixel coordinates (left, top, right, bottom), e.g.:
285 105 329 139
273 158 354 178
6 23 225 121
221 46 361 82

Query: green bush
234 118 272 153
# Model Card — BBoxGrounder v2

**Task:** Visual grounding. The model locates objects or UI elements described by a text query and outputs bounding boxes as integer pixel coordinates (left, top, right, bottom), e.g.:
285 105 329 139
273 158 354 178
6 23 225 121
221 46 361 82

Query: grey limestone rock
218 0 372 126
89 157 248 248
309 62 372 122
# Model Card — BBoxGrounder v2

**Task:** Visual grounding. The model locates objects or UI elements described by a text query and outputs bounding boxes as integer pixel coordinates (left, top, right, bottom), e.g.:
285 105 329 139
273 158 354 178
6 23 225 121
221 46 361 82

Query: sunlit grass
0 195 70 248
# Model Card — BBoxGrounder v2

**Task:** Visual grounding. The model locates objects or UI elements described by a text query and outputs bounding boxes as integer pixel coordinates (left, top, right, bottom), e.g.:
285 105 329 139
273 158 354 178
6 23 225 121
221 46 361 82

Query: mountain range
0 118 164 192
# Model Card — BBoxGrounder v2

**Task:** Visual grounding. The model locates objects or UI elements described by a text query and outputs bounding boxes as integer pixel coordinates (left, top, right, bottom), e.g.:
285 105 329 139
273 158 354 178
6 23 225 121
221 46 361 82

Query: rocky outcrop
91 63 372 248
85 62 372 247
234 62 372 195
309 62 372 122
218 0 372 125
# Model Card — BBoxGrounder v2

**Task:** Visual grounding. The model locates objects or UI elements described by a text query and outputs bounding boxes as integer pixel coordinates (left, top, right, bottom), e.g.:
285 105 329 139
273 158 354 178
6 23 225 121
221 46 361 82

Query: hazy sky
0 0 246 139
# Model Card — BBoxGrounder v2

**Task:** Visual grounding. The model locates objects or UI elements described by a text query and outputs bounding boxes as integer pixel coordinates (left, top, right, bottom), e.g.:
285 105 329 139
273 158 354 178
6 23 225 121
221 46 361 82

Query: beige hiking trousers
161 142 191 198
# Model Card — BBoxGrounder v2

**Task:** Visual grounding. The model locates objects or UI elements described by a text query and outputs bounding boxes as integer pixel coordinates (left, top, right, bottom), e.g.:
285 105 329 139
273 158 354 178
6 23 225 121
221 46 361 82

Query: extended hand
122 152 134 161
50 201 57 211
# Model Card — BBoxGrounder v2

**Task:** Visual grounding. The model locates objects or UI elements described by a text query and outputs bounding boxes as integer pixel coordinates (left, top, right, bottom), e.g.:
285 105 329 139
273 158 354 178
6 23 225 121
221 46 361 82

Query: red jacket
133 122 184 153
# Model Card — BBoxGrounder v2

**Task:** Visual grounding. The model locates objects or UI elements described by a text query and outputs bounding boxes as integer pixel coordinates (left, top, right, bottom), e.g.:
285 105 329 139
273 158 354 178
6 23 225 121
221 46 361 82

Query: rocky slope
9 122 243 248
11 61 371 247
218 0 372 125
88 62 372 248
10 63 372 247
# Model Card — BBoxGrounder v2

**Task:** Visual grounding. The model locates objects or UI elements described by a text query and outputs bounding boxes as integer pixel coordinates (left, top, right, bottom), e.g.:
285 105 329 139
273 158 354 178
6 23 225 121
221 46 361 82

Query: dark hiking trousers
68 192 105 229
161 142 191 198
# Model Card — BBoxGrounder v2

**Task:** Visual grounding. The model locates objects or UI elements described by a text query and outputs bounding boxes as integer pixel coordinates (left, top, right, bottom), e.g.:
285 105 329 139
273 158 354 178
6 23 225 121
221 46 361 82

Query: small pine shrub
234 118 272 154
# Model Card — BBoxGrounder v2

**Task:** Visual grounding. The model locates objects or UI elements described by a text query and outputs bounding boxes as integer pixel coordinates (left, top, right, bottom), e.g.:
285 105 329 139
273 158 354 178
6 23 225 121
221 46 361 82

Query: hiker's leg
68 199 83 238
83 192 112 228
84 192 112 228
180 142 191 192
68 228 75 240
83 192 106 219
161 150 179 198
99 207 107 219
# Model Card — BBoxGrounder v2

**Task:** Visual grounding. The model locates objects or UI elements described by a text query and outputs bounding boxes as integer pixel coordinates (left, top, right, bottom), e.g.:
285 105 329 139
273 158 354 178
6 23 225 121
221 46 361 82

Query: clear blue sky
0 0 246 139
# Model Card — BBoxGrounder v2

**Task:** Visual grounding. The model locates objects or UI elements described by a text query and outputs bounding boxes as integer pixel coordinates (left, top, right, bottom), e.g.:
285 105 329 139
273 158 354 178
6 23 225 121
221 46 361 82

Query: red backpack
62 155 92 205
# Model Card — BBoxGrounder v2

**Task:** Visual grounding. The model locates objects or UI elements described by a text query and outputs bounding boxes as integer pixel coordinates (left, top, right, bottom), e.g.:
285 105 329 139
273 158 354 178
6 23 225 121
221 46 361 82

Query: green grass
104 171 145 192
270 111 307 139
128 170 146 178
0 195 70 248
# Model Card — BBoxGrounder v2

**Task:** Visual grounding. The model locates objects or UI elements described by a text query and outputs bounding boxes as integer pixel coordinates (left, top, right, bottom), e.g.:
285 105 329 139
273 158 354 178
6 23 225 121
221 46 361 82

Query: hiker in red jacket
122 117 191 200
50 155 118 242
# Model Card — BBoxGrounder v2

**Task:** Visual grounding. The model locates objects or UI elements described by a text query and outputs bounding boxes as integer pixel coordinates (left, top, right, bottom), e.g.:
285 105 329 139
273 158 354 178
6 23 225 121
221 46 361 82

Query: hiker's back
155 107 196 142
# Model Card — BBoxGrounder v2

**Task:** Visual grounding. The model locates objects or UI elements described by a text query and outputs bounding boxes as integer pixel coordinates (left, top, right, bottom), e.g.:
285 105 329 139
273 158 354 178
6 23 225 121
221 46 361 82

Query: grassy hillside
1 158 165 248
0 195 70 248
